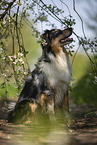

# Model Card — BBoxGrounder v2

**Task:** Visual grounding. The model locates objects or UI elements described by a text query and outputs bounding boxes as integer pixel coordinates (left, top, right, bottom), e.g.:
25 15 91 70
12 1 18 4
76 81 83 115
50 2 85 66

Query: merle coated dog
8 27 73 123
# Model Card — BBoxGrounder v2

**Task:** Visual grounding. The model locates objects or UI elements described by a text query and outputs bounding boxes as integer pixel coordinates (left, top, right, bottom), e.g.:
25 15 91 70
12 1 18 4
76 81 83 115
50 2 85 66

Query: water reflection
13 118 71 145
5 112 71 145
1 100 97 145
1 100 72 145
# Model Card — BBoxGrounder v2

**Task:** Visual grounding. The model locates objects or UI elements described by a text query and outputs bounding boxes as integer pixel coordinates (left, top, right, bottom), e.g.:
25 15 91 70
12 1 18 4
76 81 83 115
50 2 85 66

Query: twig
72 45 80 65
59 0 71 16
40 0 65 25
33 0 61 24
0 0 5 6
15 3 22 52
19 29 31 72
9 10 15 54
83 45 95 66
73 0 86 39
0 0 16 20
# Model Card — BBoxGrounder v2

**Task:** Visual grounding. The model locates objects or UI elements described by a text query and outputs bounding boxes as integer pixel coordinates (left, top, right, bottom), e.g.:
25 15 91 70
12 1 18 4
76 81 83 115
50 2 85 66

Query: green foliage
71 55 97 106
71 69 97 106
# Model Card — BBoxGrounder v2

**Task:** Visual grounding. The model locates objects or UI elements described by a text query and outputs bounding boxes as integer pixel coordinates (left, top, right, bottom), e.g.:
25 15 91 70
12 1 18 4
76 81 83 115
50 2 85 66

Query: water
0 100 72 145
1 100 97 145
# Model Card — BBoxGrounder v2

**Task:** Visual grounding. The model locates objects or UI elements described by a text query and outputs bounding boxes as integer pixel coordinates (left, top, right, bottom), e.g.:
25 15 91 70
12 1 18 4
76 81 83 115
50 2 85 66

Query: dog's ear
41 30 50 46
43 30 49 40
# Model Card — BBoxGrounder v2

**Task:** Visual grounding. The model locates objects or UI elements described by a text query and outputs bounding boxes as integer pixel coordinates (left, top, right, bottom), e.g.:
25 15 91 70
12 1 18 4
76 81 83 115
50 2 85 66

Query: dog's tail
8 102 16 111
7 101 16 123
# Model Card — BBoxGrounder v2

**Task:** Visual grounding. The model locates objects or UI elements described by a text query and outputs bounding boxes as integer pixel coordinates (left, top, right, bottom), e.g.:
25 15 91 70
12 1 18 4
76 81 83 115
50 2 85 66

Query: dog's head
41 28 73 54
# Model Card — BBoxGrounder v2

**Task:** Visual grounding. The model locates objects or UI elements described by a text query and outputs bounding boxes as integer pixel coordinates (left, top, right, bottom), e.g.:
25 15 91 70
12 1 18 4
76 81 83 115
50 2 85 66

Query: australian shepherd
8 27 73 123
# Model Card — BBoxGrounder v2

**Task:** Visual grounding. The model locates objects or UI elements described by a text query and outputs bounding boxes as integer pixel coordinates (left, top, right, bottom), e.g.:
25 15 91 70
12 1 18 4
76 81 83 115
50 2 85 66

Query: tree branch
0 0 5 7
0 0 16 20
73 0 86 39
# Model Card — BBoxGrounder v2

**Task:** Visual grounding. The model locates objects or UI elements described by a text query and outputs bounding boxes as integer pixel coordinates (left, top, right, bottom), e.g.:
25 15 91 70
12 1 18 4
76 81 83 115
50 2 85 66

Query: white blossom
18 53 23 56
22 61 24 64
8 56 13 61
13 55 17 58
2 57 5 60
13 61 16 64
95 76 97 82
1 73 6 77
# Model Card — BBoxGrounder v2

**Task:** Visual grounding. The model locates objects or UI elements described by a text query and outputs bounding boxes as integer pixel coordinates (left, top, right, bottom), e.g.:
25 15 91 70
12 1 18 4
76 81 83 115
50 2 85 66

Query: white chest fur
40 50 72 105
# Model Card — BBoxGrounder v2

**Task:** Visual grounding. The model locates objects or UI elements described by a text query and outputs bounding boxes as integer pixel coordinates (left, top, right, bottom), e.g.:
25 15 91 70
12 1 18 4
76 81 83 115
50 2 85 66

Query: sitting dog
8 27 73 123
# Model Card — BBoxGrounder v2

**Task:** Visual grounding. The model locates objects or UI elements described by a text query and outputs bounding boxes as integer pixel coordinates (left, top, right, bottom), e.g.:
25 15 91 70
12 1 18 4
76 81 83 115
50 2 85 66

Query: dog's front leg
46 96 56 121
40 94 47 113
40 93 55 120
29 102 37 113
62 90 69 112
40 93 54 114
47 99 54 114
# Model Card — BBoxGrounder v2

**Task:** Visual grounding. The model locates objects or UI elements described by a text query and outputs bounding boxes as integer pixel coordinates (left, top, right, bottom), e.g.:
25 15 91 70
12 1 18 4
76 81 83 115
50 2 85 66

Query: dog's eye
55 31 61 36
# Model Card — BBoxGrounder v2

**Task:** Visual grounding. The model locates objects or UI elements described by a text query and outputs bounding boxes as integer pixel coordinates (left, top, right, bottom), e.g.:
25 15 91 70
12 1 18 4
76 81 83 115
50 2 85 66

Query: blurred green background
0 22 97 107
70 54 97 107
